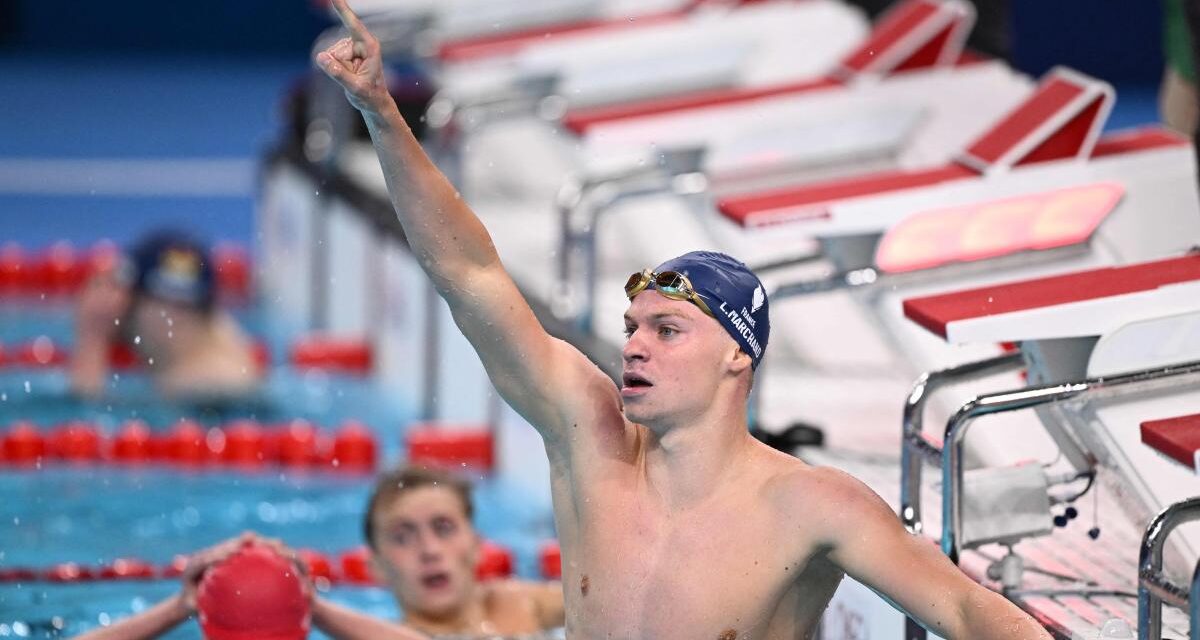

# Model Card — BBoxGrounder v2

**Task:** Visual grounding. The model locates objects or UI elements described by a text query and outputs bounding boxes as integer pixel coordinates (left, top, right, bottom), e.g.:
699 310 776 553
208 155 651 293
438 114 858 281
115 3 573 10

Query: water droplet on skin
134 336 141 345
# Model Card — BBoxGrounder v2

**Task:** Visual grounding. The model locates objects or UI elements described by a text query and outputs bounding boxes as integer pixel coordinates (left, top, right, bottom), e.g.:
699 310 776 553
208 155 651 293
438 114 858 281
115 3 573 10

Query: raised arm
812 469 1052 640
70 268 131 397
314 0 618 449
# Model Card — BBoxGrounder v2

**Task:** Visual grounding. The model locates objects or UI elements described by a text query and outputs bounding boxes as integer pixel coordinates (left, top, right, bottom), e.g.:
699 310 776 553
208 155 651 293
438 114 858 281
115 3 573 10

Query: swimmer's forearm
312 597 430 640
71 593 190 639
360 102 502 294
951 588 1053 640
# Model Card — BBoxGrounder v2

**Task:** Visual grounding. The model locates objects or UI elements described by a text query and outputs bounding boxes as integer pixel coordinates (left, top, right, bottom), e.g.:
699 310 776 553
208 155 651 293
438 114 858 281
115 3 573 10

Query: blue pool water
0 306 557 638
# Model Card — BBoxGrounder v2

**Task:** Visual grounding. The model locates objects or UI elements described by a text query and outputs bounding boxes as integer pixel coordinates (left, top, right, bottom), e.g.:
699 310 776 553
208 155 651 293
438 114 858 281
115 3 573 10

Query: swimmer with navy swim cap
634 250 771 368
317 0 1053 637
71 229 261 399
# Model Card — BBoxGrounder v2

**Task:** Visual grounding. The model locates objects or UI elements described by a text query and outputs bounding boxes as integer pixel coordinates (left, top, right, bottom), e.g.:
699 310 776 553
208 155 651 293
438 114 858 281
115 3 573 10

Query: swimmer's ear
727 346 752 377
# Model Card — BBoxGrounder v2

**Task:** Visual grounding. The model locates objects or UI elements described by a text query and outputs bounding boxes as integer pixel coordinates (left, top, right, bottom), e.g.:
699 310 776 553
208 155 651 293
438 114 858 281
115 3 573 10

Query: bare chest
563 493 813 639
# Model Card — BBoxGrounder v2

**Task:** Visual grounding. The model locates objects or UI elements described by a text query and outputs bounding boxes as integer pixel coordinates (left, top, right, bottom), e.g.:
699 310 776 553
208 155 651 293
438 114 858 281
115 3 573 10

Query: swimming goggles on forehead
624 269 715 318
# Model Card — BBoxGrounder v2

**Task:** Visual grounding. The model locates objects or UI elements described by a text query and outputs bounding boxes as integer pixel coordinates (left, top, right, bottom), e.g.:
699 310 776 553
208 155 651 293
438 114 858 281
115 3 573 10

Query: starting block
902 254 1200 569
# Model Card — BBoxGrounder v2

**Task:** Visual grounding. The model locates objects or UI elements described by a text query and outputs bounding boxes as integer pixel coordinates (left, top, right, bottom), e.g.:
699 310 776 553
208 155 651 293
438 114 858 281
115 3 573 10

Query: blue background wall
4 0 330 54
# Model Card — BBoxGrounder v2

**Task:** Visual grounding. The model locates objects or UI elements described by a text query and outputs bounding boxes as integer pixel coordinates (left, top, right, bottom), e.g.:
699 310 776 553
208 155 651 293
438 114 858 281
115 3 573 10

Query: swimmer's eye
388 530 412 546
623 325 636 338
432 517 457 538
386 522 418 546
658 326 678 337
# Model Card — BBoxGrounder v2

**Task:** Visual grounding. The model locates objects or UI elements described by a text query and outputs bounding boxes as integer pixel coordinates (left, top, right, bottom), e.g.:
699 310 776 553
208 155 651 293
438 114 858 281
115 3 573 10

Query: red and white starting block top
565 0 1022 185
565 0 981 132
1143 414 1200 475
343 0 691 42
902 254 1200 345
716 67 1124 227
705 67 1198 279
435 0 867 109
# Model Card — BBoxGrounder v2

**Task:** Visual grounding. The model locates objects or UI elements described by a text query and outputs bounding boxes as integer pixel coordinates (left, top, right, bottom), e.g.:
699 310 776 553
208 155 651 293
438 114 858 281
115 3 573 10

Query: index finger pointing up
330 0 370 40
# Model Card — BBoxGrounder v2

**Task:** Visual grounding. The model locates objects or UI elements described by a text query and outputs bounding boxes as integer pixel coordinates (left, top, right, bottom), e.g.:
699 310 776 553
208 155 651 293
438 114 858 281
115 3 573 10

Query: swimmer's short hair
364 465 474 550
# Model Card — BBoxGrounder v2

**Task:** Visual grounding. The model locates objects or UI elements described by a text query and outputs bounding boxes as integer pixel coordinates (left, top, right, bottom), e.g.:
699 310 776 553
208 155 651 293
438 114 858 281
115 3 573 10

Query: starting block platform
881 255 1200 638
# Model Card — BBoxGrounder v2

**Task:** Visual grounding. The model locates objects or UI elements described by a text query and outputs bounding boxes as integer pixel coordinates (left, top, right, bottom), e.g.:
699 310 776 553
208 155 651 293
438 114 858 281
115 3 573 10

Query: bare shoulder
483 579 565 629
763 458 895 536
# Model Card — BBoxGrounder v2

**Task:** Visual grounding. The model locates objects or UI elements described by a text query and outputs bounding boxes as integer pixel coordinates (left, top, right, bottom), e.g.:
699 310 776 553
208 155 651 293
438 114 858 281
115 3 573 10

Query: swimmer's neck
402 581 489 635
639 406 758 510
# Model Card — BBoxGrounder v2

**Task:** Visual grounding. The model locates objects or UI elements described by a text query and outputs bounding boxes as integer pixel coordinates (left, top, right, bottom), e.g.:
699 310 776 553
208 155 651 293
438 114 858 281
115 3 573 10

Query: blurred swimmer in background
72 467 563 639
71 230 261 400
341 465 565 637
273 465 565 638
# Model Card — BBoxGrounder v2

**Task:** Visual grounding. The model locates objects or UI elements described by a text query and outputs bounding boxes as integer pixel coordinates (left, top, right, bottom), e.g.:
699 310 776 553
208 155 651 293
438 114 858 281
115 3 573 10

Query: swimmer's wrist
360 99 406 130
147 592 193 627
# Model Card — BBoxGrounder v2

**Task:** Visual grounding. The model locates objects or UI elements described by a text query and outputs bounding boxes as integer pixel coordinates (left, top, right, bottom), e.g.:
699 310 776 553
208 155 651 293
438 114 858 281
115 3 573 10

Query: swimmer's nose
622 329 649 363
416 535 444 562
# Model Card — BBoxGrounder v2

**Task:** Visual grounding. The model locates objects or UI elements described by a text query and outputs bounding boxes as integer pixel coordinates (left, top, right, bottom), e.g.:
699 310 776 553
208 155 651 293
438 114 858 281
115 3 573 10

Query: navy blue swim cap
652 251 770 369
128 230 215 310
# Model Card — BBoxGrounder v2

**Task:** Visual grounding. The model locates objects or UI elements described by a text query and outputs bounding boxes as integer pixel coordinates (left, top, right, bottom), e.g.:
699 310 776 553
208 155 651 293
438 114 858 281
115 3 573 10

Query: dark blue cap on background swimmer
653 251 770 369
127 230 216 310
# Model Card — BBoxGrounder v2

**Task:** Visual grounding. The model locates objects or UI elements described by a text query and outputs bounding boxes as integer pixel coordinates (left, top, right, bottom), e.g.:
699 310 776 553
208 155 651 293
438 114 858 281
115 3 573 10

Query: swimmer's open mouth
421 572 451 589
622 373 653 388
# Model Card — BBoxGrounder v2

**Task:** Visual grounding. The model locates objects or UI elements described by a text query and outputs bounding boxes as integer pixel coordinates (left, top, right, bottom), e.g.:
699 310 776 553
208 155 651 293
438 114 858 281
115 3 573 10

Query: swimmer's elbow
952 586 1050 639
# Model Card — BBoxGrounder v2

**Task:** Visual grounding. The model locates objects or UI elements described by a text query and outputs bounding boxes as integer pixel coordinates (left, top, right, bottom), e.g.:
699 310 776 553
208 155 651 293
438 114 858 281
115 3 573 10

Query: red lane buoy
539 541 561 580
475 541 514 581
17 335 69 368
331 421 376 472
49 421 102 462
0 244 26 294
44 563 94 583
312 433 336 468
277 420 318 468
166 420 209 466
83 240 121 279
99 558 156 580
3 421 45 465
213 243 252 301
111 420 153 463
290 337 373 374
222 420 266 467
298 549 335 583
406 425 494 472
161 554 190 578
251 342 271 372
339 547 376 585
0 567 37 583
36 242 87 295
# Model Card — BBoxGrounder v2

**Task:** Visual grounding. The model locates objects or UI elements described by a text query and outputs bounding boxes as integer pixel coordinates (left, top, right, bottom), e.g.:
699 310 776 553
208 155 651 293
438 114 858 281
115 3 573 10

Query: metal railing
899 352 1026 535
1138 497 1200 640
941 360 1200 565
553 146 708 332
